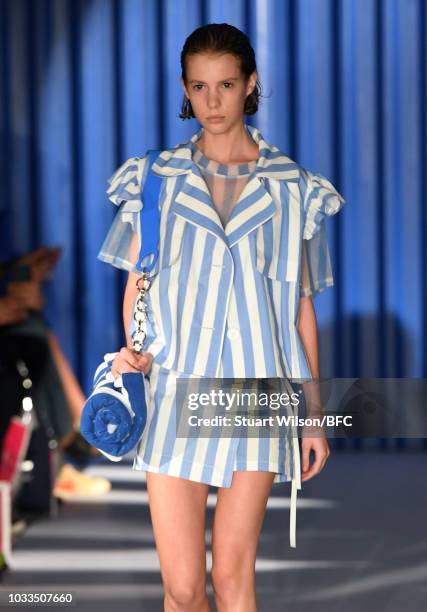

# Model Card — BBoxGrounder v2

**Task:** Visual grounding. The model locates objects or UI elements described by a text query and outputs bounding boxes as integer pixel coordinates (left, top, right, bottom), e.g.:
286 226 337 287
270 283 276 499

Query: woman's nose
206 92 220 109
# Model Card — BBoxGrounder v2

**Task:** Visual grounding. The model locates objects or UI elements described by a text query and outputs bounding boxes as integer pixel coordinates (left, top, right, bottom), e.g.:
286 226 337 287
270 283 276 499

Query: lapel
151 123 301 249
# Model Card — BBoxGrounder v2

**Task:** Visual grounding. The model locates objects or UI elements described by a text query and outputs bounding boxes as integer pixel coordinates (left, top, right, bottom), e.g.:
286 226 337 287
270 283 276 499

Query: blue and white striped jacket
98 123 345 381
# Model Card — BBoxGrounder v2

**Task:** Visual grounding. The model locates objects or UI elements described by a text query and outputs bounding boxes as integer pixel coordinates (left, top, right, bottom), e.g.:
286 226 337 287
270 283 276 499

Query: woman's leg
146 472 211 612
211 471 276 612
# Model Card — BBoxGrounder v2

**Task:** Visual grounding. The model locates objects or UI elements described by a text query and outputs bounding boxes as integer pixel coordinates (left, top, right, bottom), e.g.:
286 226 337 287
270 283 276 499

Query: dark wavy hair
179 23 262 120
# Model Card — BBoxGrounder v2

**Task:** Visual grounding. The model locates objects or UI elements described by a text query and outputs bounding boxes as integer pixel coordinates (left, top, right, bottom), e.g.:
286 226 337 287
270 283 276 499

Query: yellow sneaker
53 463 111 499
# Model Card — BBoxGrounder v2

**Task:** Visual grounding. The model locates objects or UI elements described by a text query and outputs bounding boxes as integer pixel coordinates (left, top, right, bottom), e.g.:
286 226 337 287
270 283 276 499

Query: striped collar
152 123 300 182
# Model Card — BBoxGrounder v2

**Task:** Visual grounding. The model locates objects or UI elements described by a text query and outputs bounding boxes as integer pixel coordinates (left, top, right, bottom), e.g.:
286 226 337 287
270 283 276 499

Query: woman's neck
195 122 259 165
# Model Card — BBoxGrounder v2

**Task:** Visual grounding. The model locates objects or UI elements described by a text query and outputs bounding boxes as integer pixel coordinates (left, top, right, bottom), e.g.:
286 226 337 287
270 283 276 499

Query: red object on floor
0 417 32 483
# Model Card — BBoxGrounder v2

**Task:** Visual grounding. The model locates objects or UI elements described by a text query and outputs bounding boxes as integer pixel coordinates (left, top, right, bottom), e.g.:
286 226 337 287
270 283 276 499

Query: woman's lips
207 116 225 122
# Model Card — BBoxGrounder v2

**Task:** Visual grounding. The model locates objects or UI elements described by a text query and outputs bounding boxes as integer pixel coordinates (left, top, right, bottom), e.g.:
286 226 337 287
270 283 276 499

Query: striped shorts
133 362 298 488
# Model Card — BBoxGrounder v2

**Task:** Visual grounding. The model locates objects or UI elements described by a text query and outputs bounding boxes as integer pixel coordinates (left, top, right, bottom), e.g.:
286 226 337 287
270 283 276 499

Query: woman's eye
192 83 233 91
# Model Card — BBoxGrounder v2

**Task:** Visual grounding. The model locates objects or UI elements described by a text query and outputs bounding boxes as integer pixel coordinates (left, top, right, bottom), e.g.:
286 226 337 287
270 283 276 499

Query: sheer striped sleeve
300 170 346 297
97 156 148 273
302 171 345 241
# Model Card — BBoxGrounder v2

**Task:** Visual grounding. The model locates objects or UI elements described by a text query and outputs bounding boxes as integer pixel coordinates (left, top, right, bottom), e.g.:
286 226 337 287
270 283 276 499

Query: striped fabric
300 226 334 297
192 145 257 228
97 123 346 547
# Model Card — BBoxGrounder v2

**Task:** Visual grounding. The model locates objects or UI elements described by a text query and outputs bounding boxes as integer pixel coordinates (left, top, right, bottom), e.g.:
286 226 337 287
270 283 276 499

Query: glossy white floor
1 451 426 612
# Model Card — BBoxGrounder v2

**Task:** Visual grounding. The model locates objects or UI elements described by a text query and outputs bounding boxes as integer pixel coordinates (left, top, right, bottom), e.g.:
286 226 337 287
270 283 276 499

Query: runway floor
1 450 426 611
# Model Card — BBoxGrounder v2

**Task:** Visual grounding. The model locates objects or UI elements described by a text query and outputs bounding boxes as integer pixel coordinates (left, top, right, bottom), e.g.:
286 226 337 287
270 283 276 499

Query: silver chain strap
131 271 152 354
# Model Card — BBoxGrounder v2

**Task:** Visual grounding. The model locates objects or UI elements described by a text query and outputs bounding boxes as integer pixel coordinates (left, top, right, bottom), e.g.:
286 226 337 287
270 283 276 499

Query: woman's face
181 52 256 134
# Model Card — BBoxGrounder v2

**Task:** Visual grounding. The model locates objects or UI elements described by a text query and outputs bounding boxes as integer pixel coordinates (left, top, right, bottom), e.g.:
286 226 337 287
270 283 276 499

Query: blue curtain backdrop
0 1 425 423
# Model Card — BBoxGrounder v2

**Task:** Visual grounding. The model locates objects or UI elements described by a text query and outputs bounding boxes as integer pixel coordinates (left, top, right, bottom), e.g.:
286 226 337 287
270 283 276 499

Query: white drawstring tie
289 433 301 547
289 396 302 548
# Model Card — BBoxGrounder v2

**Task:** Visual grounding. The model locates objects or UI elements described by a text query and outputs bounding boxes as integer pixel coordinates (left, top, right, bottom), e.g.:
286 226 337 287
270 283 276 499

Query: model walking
98 23 345 612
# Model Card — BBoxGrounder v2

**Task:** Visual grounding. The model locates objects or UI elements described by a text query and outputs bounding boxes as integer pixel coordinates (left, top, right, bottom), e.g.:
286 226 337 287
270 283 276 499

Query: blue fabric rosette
80 353 149 461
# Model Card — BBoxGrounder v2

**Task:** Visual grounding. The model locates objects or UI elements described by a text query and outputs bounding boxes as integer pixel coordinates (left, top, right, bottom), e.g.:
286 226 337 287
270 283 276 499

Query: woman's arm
112 231 153 378
123 231 140 348
297 295 320 379
112 276 151 378
297 241 320 379
123 270 140 349
297 294 330 481
297 294 323 416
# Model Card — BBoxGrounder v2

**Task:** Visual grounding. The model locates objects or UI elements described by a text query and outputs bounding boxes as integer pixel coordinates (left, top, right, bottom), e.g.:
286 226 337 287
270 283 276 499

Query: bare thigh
212 471 275 571
146 472 210 587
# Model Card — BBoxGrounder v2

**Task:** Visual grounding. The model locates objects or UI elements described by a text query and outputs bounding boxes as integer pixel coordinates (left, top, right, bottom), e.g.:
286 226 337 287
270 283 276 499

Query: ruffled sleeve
302 171 345 241
300 170 345 297
97 157 147 273
299 223 334 297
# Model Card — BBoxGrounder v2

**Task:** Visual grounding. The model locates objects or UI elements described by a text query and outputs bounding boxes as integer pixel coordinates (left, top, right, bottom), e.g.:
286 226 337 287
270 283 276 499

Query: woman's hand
17 246 63 282
0 295 29 326
300 433 330 482
111 348 153 379
7 281 44 311
299 380 330 482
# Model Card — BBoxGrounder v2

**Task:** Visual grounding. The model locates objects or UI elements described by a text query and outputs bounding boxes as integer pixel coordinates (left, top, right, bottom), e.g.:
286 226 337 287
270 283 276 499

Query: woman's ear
180 78 189 99
246 71 257 96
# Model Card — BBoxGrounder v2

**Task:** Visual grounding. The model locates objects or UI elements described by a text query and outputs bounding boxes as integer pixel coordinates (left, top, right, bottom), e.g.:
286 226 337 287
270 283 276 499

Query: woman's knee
211 561 255 602
164 579 207 609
